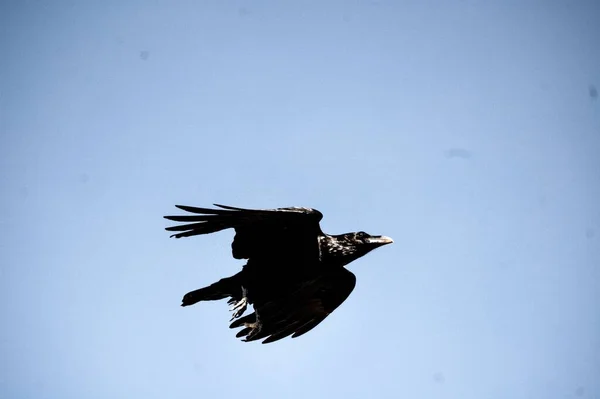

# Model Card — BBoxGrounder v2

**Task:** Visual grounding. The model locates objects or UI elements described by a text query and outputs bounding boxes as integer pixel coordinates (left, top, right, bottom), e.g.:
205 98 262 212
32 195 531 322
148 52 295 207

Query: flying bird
164 204 393 344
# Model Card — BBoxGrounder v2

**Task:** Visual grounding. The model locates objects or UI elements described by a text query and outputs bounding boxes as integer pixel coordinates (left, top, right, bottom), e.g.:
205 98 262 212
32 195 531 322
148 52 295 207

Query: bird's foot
229 287 248 321
240 312 262 341
229 298 247 320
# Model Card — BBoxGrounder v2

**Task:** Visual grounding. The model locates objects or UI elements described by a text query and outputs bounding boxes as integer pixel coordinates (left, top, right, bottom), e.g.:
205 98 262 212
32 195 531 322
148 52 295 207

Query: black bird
164 204 393 344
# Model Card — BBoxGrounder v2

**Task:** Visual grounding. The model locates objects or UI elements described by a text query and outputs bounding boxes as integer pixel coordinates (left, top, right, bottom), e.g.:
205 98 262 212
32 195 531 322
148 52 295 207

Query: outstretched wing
229 268 356 344
164 204 324 260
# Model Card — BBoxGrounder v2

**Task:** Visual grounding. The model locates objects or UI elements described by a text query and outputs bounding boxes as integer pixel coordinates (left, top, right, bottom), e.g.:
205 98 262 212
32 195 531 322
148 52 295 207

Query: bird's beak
365 236 394 246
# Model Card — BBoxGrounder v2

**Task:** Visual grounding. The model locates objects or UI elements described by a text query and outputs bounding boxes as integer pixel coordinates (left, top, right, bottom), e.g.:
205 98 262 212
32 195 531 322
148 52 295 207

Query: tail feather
181 274 241 307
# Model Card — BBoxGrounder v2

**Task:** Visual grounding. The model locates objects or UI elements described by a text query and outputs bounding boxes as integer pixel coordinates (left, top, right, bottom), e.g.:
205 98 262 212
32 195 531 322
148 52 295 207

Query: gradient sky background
1 1 599 398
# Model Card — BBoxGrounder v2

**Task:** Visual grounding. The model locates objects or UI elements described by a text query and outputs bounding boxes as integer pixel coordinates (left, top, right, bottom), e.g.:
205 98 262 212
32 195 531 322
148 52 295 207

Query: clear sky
1 1 599 398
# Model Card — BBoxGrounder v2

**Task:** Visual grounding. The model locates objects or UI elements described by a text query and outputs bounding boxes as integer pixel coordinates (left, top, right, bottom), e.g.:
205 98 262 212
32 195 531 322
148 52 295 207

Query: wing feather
229 268 356 343
164 204 324 260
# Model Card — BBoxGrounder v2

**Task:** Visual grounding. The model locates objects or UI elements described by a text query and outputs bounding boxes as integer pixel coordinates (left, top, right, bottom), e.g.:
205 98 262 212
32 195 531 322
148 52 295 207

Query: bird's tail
181 273 242 307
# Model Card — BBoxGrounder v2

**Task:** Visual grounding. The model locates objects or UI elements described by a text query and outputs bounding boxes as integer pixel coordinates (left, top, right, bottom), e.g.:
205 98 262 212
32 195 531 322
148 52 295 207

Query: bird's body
164 204 392 343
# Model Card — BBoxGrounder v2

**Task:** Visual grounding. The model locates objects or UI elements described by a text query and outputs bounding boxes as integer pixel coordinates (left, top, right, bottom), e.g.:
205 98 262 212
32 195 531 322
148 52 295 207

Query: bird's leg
229 286 248 321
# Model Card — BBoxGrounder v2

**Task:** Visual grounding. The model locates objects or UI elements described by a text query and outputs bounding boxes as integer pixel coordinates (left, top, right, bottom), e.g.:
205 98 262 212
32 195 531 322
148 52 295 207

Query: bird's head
321 231 393 267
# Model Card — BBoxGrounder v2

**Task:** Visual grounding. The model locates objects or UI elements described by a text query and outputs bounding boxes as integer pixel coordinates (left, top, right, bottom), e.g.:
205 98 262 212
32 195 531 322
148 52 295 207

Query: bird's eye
356 231 367 238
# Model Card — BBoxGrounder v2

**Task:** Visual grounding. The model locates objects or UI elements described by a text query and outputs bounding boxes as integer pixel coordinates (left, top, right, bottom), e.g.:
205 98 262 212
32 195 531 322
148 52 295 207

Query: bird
164 204 393 344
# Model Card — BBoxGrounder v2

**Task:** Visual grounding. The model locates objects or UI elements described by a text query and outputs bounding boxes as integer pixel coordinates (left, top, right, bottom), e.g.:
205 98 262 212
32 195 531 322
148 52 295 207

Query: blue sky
1 1 599 398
